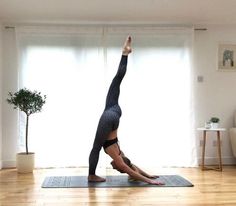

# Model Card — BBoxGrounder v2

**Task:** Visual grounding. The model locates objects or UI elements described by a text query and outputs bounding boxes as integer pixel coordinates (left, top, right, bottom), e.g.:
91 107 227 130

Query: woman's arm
131 164 159 179
120 150 158 179
105 144 164 185
114 156 163 185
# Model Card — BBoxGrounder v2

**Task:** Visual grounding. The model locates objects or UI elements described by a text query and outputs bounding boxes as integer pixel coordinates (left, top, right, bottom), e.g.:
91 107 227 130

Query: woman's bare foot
122 36 132 56
88 175 106 182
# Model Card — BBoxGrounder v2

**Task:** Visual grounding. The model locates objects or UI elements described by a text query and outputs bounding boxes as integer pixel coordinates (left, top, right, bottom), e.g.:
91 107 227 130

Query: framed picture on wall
218 44 236 71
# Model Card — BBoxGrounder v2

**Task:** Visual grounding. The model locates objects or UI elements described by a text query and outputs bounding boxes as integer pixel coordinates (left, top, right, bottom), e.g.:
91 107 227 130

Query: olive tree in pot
7 88 46 173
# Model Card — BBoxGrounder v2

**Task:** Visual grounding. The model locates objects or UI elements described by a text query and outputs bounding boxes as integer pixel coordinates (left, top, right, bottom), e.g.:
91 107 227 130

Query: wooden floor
0 166 236 206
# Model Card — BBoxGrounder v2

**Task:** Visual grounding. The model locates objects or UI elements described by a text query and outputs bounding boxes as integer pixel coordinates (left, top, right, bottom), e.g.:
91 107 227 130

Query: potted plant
210 117 220 129
7 88 46 173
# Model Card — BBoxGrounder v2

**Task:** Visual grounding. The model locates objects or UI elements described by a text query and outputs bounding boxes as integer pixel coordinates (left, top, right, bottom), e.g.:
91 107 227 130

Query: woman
88 36 164 185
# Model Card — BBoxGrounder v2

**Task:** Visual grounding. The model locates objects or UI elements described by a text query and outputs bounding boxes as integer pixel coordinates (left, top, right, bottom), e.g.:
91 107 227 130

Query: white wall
0 24 2 169
194 25 236 165
2 27 18 168
1 24 236 168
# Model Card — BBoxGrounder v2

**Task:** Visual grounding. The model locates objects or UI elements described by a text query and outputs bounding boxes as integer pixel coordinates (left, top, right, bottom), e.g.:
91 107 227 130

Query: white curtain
16 26 197 168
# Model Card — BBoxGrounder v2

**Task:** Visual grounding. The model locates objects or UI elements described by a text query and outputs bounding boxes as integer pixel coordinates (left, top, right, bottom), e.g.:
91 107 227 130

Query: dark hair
122 156 132 168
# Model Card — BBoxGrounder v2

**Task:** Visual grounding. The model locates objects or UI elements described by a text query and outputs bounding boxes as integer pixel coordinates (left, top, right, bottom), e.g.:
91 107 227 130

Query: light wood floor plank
0 166 236 205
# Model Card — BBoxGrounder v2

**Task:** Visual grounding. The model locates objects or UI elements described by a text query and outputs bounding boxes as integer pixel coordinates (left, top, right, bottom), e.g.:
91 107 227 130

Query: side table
197 127 226 171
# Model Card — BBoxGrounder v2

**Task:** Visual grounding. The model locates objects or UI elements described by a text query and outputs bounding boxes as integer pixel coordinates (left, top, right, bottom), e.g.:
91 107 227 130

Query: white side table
197 128 226 171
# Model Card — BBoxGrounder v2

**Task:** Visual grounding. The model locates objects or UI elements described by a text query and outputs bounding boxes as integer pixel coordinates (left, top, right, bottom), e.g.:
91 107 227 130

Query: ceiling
0 0 236 25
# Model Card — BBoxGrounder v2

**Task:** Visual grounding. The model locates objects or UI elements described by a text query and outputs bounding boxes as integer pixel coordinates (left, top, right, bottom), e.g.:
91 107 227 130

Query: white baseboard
198 157 236 165
2 160 16 168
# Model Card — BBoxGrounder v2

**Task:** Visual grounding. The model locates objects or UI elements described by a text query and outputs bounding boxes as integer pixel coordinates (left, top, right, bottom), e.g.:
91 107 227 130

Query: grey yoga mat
42 175 193 188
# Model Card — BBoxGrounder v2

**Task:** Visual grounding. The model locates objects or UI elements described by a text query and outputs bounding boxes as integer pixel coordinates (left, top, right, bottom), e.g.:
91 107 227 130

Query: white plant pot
211 123 219 129
16 152 35 173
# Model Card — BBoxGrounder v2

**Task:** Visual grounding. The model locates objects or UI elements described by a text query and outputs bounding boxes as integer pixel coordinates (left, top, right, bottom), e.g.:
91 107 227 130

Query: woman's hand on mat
148 179 165 185
88 175 106 182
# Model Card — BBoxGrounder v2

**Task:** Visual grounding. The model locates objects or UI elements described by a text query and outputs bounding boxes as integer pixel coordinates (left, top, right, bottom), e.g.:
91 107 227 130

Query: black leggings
88 55 128 175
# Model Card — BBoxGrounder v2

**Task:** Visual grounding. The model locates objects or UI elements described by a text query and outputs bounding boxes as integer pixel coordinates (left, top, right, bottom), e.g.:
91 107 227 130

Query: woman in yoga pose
88 36 164 185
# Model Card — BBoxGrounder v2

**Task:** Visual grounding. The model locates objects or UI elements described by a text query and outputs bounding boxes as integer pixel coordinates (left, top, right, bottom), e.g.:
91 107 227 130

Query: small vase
205 121 211 129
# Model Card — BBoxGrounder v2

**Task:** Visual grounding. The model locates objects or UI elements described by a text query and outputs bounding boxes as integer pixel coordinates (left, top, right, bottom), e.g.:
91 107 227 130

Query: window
16 26 197 168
